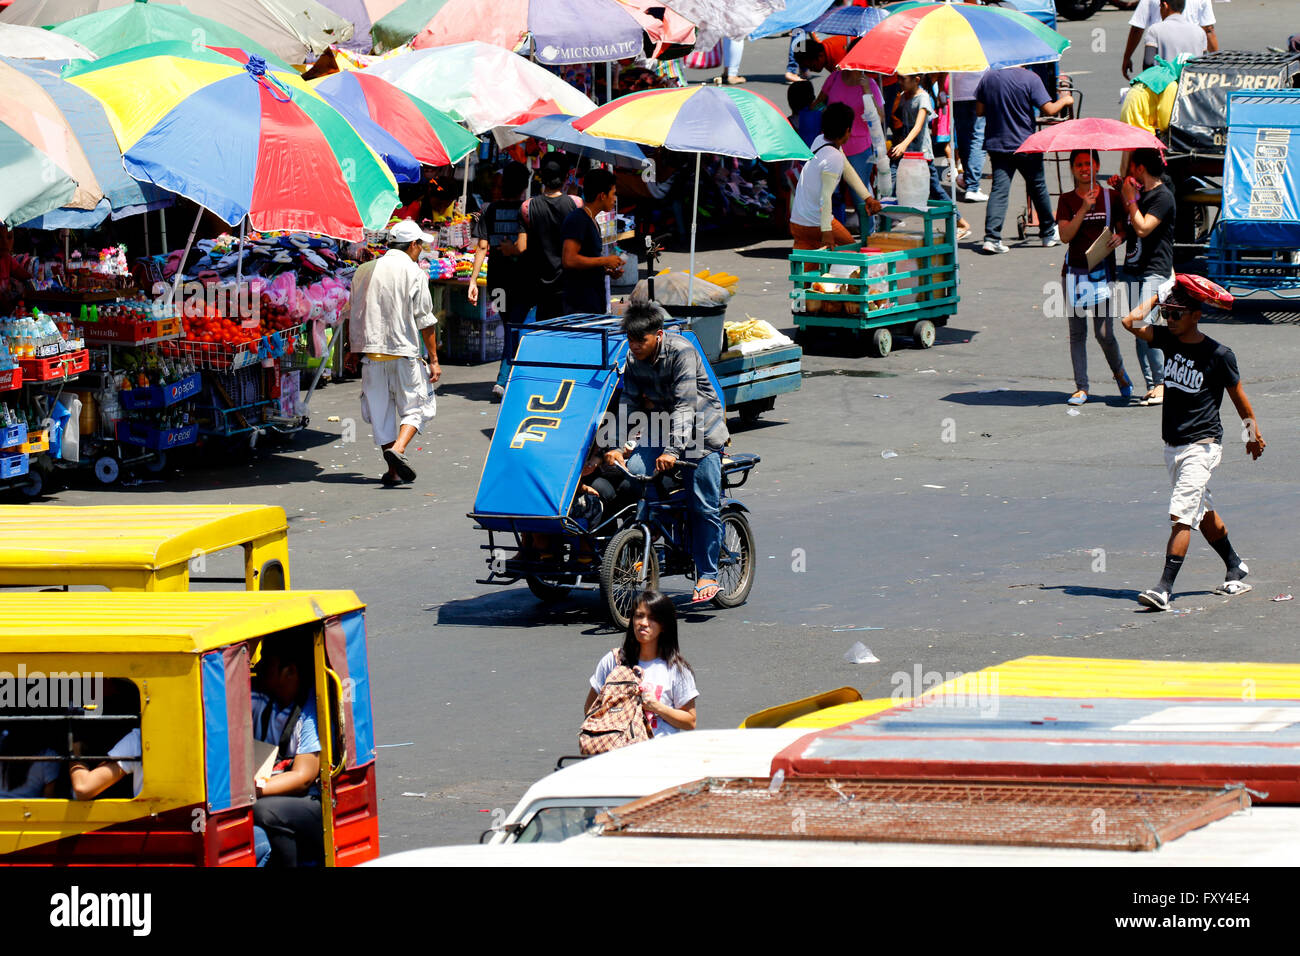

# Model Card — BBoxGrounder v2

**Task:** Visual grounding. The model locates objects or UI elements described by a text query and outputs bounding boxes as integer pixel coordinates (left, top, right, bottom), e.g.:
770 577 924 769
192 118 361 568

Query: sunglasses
1159 303 1191 320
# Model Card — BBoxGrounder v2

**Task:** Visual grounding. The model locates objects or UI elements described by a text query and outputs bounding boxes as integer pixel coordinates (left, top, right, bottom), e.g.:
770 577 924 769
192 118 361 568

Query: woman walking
584 591 697 738
1055 149 1131 405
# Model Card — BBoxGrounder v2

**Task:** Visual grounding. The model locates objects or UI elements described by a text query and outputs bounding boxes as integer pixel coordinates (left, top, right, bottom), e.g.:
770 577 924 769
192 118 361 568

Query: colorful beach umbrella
314 69 478 168
1 0 355 65
370 0 450 52
48 3 292 71
0 58 103 214
315 0 406 51
413 0 648 65
805 4 890 38
575 86 812 162
576 86 811 301
366 42 596 134
64 42 399 239
6 56 171 228
514 113 649 170
0 120 78 227
838 1 1069 73
1017 117 1166 155
0 22 95 60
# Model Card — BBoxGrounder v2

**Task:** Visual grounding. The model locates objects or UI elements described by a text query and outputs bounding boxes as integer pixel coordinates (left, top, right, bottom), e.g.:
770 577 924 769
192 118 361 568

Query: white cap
389 219 435 244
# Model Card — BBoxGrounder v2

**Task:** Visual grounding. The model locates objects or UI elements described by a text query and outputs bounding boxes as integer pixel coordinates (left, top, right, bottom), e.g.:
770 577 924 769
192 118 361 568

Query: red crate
85 315 182 344
0 368 20 392
18 349 90 381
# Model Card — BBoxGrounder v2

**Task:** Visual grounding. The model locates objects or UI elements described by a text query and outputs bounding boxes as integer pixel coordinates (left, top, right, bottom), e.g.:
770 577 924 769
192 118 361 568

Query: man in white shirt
347 219 440 487
789 103 880 250
1123 0 1217 79
1142 0 1208 69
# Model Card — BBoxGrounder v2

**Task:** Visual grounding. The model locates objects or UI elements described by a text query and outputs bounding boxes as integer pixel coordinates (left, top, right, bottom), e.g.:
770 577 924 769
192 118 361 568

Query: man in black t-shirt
517 159 581 322
1121 274 1265 612
560 168 624 317
1119 148 1176 406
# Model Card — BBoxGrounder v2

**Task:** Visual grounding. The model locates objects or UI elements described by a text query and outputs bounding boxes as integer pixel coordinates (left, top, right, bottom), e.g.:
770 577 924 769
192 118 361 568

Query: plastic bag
631 271 730 307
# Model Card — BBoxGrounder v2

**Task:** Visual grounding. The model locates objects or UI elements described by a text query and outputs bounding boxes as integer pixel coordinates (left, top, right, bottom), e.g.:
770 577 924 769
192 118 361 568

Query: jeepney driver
605 303 729 604
346 219 441 487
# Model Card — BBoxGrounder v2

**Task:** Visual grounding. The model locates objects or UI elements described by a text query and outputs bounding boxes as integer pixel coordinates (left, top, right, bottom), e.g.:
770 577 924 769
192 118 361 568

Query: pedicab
0 590 378 866
468 315 759 630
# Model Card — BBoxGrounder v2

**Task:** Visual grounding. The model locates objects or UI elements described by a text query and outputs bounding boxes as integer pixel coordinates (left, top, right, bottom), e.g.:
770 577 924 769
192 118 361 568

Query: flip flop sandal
384 449 417 482
379 473 403 488
1215 580 1253 596
1116 373 1133 401
691 584 721 603
1067 391 1087 406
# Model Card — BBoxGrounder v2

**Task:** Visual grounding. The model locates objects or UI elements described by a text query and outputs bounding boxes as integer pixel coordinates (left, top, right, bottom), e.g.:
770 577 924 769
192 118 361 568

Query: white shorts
1164 441 1221 525
360 356 435 447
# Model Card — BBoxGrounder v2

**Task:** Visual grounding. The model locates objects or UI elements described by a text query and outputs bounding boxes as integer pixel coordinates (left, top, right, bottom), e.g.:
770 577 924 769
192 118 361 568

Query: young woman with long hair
583 590 697 736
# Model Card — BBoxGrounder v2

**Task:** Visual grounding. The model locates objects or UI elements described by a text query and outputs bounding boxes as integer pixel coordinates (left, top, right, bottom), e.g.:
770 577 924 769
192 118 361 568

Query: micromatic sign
538 40 640 64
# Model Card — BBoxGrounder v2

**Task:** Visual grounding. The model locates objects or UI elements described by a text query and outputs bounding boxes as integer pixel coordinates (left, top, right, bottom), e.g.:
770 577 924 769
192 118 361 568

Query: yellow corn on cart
0 505 290 592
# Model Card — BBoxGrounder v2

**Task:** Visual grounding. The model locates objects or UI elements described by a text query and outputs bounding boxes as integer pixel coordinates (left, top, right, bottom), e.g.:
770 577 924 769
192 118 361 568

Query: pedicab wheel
870 327 892 358
600 526 660 630
912 319 936 349
738 397 776 424
712 511 756 609
93 454 121 486
144 451 167 474
19 468 43 499
526 575 571 603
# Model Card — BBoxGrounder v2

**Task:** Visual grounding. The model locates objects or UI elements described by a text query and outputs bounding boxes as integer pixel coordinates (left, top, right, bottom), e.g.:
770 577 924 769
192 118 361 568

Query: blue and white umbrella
514 113 650 171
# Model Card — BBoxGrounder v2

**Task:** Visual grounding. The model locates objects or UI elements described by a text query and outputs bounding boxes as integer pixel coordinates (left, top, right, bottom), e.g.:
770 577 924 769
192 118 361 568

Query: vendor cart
1206 89 1300 301
790 201 959 357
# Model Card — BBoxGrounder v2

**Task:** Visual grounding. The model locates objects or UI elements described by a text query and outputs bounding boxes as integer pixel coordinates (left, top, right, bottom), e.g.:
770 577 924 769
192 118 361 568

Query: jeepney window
0 677 142 800
515 804 613 843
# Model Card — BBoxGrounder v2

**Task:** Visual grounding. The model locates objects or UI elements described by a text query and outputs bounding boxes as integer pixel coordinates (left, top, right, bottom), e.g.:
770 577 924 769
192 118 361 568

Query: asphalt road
34 2 1299 851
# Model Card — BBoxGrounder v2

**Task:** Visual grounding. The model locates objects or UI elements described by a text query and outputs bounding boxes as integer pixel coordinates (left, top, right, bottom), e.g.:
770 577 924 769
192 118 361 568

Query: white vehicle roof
501 728 809 824
371 807 1300 867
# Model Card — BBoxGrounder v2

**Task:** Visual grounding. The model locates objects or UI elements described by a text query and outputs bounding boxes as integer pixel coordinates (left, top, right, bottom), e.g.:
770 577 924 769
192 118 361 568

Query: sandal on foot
1146 385 1164 405
1067 390 1087 406
384 449 417 482
692 583 721 603
379 473 403 488
1116 373 1133 401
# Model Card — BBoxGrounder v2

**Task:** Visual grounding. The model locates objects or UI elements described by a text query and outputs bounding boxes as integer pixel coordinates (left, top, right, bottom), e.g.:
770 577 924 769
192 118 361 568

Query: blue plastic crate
120 372 202 411
0 422 27 449
116 421 198 451
0 452 29 479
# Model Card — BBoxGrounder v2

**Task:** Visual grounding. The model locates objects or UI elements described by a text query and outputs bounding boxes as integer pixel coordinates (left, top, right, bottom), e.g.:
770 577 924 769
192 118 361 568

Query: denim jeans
253 824 271 867
984 151 1053 242
845 149 876 236
787 31 804 73
953 101 985 192
723 38 744 72
626 447 723 582
495 306 537 389
1119 269 1167 388
1068 309 1127 393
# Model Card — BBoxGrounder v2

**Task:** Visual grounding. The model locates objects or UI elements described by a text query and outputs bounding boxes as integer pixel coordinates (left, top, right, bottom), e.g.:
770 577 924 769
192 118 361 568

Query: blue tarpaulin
1219 90 1300 249
750 0 838 39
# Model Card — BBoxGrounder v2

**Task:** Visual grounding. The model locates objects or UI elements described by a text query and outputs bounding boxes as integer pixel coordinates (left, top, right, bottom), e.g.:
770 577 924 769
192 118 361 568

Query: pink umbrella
1016 117 1166 154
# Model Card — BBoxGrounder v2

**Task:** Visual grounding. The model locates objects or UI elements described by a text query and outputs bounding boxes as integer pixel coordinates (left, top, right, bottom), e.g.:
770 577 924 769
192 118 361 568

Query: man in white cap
347 219 440 487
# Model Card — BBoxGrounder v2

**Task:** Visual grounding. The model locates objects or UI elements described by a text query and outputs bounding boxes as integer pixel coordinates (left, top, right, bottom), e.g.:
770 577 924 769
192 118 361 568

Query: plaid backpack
579 658 651 756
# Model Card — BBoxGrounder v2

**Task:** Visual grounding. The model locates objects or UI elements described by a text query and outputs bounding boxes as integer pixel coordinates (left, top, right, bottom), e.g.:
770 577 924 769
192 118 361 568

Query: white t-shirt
108 728 143 798
589 652 699 738
790 135 847 229
1129 0 1215 29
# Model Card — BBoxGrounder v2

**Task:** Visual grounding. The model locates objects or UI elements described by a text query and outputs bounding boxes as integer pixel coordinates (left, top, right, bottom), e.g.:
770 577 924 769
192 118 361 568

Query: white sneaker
982 239 1009 254
1137 589 1171 611
1042 228 1061 248
964 189 989 202
491 384 505 401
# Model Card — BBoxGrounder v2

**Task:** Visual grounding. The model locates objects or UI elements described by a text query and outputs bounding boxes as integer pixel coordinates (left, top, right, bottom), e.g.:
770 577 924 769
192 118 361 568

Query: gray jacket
620 332 729 459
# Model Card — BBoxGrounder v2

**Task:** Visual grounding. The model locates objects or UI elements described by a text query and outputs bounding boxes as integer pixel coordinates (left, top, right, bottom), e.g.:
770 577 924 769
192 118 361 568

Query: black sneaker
1138 589 1171 611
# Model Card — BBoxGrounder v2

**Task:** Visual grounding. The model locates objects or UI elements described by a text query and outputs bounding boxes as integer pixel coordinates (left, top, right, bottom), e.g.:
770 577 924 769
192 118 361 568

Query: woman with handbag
583 591 697 741
1056 149 1132 406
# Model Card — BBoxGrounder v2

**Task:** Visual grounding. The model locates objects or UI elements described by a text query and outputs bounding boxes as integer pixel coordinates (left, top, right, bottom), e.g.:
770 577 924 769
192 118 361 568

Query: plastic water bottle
895 152 931 210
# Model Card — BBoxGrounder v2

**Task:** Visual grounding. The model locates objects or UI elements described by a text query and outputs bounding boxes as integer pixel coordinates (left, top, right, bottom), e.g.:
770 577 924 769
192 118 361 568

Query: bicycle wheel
600 526 660 631
712 511 755 609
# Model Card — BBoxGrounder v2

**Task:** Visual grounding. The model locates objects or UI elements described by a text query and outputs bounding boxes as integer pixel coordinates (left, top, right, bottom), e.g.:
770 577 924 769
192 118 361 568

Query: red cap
1171 273 1233 308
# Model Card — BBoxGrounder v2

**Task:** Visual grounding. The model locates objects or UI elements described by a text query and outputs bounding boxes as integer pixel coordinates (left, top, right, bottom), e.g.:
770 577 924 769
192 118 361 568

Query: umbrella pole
236 215 246 285
172 205 203 299
160 208 168 254
461 156 469 213
687 152 700 306
605 61 613 104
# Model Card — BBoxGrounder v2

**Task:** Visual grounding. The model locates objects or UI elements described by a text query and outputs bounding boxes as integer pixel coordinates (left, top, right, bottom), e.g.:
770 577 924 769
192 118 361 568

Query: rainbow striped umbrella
314 69 478 168
839 1 1069 73
63 42 400 239
576 86 811 301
